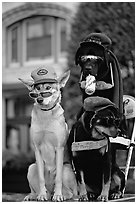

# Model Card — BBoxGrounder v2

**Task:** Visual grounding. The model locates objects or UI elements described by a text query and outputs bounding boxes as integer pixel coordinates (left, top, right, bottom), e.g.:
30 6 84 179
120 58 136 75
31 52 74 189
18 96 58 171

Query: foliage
63 2 135 124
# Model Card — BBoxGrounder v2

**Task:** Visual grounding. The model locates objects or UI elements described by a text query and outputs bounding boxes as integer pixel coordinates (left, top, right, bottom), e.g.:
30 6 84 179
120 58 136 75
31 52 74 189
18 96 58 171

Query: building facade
2 2 75 153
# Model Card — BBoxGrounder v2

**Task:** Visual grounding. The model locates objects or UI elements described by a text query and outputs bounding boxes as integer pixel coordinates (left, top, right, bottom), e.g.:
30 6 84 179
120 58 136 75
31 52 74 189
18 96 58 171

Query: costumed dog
68 96 125 201
19 67 77 201
73 33 126 200
75 32 127 136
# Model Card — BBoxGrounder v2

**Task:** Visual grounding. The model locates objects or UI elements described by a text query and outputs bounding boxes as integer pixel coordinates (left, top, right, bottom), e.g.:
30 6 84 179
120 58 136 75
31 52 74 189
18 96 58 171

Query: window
60 19 67 53
6 97 32 153
6 15 68 67
11 27 18 62
7 23 21 65
26 16 53 60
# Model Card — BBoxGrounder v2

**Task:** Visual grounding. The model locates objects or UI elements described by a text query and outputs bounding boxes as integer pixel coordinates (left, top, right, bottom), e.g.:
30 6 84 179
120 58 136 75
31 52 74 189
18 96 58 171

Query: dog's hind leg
62 164 78 201
109 170 125 200
24 163 52 201
24 163 39 201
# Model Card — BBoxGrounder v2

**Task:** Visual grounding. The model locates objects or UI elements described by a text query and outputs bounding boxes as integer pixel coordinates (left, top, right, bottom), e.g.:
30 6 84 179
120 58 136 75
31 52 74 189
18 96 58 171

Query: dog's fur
76 56 126 200
19 70 77 201
67 102 125 201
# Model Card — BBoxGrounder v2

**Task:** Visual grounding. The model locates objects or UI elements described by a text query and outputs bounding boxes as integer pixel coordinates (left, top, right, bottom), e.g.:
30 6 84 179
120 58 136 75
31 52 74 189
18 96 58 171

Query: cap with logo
31 67 58 85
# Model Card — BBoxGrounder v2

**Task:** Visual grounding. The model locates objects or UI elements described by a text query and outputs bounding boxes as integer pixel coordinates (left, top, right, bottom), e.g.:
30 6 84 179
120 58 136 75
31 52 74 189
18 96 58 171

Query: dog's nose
37 97 43 104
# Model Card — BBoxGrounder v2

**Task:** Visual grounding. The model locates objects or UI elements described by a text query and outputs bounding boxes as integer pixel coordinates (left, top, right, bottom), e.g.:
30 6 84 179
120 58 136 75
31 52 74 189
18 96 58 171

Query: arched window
60 18 67 53
11 26 18 62
26 16 53 60
6 15 68 67
7 22 21 65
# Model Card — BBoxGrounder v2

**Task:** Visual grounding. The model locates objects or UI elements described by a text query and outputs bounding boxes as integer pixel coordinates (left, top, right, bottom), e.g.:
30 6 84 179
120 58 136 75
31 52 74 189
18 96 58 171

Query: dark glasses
29 92 52 99
80 55 103 63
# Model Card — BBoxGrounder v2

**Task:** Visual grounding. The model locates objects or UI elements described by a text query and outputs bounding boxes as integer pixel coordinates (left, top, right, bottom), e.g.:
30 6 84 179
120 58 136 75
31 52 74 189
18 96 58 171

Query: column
2 97 6 150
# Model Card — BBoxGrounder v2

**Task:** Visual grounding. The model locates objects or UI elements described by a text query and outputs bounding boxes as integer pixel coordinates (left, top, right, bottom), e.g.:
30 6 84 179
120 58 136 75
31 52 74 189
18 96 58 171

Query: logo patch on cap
37 69 48 75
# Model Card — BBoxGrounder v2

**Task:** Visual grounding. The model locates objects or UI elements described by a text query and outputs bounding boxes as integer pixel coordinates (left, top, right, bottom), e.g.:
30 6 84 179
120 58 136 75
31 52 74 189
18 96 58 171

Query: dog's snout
37 97 43 104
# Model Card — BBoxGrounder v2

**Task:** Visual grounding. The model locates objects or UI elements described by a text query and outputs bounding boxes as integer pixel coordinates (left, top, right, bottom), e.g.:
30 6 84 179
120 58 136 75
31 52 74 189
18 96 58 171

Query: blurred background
2 2 135 199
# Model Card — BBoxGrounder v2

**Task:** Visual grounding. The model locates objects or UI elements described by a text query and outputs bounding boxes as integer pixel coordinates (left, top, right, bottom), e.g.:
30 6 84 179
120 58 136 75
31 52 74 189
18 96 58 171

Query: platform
2 193 135 202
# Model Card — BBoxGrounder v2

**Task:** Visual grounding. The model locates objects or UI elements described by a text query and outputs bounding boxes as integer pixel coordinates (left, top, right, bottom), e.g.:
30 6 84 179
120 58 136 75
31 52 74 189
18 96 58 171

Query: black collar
40 96 60 111
41 103 57 111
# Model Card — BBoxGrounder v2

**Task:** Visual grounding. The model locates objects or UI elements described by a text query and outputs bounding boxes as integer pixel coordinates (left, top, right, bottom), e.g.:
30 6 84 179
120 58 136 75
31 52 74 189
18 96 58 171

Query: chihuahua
19 67 77 201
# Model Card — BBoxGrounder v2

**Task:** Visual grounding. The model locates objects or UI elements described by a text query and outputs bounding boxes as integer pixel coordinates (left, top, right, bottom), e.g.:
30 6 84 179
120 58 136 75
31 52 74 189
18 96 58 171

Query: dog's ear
18 78 34 91
58 70 70 88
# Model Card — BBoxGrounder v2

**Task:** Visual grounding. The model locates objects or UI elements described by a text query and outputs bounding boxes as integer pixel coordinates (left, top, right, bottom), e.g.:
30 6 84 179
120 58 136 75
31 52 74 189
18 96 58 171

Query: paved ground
2 193 27 202
2 193 135 202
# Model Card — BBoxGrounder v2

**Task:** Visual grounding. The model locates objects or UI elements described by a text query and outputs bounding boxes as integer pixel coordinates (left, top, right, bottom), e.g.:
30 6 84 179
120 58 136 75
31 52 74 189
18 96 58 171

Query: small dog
19 67 77 201
67 97 124 201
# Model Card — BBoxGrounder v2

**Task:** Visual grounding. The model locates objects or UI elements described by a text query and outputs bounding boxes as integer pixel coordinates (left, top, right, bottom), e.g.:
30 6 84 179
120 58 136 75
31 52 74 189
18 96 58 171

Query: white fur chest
30 103 68 148
31 103 64 130
30 104 68 171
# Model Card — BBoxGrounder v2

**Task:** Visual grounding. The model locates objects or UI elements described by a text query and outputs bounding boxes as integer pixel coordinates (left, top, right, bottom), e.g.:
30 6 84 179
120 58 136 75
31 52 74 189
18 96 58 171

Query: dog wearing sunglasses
19 68 78 201
75 33 115 103
75 50 116 122
67 96 125 201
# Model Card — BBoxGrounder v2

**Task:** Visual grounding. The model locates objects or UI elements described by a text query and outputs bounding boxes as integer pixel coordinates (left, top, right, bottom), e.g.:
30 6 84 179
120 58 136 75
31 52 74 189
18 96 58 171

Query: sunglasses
29 92 52 99
90 116 120 128
80 55 103 63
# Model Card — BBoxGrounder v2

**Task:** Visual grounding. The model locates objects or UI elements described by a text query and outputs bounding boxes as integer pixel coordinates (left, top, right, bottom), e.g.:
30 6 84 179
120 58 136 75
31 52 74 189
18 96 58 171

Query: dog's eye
35 85 41 90
96 119 101 124
46 86 51 90
43 84 51 90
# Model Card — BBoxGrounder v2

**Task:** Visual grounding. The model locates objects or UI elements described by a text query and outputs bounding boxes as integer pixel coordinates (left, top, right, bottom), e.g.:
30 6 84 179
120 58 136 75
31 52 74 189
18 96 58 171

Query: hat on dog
31 67 58 85
84 96 117 112
75 33 112 81
75 33 112 66
80 33 112 49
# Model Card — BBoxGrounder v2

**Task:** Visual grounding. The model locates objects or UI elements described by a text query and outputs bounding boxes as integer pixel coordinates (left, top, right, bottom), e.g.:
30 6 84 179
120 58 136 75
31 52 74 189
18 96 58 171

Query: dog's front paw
52 194 65 202
37 192 48 201
79 194 89 201
88 192 98 201
97 194 108 202
109 191 123 200
24 193 36 201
